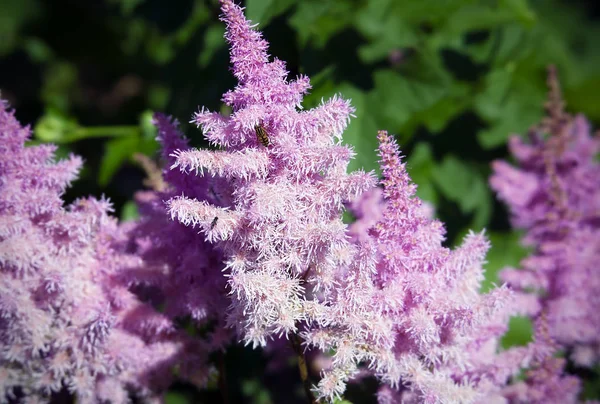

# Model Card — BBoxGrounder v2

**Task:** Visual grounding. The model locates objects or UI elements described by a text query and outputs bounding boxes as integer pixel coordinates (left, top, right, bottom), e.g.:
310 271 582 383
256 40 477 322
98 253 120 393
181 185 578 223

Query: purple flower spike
0 100 190 402
303 131 523 402
490 67 600 369
168 0 376 355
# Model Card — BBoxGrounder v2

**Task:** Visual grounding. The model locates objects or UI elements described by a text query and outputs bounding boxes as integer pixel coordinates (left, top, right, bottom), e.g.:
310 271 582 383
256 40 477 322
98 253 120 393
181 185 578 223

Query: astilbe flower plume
163 1 525 402
167 0 375 354
490 68 600 369
123 113 231 380
0 100 190 403
303 131 524 403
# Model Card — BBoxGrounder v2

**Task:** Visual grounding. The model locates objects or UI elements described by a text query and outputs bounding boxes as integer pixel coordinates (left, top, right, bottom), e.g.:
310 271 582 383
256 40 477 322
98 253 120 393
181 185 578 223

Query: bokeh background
1 0 599 402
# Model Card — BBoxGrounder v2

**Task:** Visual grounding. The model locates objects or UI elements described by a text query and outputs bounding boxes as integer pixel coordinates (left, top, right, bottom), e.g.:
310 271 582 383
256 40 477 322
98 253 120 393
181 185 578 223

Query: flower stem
218 351 229 404
291 333 317 404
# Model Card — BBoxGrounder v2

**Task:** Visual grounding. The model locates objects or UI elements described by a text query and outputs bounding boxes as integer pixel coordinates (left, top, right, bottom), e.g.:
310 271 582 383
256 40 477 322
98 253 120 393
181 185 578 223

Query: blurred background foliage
1 0 599 402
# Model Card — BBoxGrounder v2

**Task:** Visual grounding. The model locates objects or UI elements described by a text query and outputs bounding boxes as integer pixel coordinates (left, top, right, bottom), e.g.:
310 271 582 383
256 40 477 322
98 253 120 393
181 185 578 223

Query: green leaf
354 0 418 63
501 316 533 348
288 0 354 48
406 143 437 204
242 379 273 404
482 231 530 292
431 156 491 229
474 66 546 149
500 0 537 26
34 110 80 143
98 136 139 187
402 82 471 135
337 83 380 174
139 110 159 154
369 54 452 136
437 5 522 41
21 37 54 63
164 391 188 404
41 61 78 113
145 32 175 65
0 0 40 56
565 75 600 121
120 201 140 222
34 110 141 144
147 83 170 110
246 0 297 27
198 24 225 68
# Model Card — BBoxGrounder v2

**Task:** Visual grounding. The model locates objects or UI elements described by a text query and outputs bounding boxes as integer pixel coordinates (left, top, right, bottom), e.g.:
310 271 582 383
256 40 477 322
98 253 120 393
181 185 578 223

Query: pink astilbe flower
126 113 231 357
490 68 600 368
168 0 375 355
0 100 190 402
162 1 529 401
301 131 526 402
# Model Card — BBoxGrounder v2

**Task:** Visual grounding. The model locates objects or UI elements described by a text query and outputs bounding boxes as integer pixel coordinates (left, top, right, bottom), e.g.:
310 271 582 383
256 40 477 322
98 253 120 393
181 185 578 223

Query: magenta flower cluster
1 1 598 403
490 71 600 400
0 100 200 403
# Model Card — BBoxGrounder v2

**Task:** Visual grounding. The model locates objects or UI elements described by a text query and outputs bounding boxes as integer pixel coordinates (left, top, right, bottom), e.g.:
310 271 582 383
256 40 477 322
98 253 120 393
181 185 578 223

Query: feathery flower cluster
167 0 375 354
4 1 595 402
0 100 189 403
126 113 231 361
165 1 525 402
303 131 523 402
490 68 600 368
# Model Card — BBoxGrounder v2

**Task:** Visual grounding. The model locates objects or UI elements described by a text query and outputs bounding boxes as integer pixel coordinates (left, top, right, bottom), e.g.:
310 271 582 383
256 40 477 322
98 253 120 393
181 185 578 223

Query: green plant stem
291 333 317 404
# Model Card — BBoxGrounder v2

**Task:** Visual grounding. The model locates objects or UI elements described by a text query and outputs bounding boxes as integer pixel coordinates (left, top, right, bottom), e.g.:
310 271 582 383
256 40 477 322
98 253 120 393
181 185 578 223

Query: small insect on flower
210 217 218 229
254 123 270 147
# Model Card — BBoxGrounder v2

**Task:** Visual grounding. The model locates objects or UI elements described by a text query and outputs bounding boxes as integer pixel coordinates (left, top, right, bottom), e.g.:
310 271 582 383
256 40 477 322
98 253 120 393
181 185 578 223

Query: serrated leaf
402 82 471 135
369 54 452 135
431 156 491 229
438 5 520 40
98 136 139 187
474 67 546 149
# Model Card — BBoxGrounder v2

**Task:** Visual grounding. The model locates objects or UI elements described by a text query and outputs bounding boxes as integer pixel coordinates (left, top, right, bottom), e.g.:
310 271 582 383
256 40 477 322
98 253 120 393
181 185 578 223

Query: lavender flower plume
162 2 531 401
0 100 188 403
126 113 231 359
302 131 524 403
169 0 375 352
490 68 600 368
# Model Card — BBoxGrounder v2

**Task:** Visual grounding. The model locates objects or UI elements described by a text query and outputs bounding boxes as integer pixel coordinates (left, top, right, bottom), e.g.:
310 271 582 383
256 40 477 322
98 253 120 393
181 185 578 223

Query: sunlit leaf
501 316 533 348
98 135 139 187
120 200 140 222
